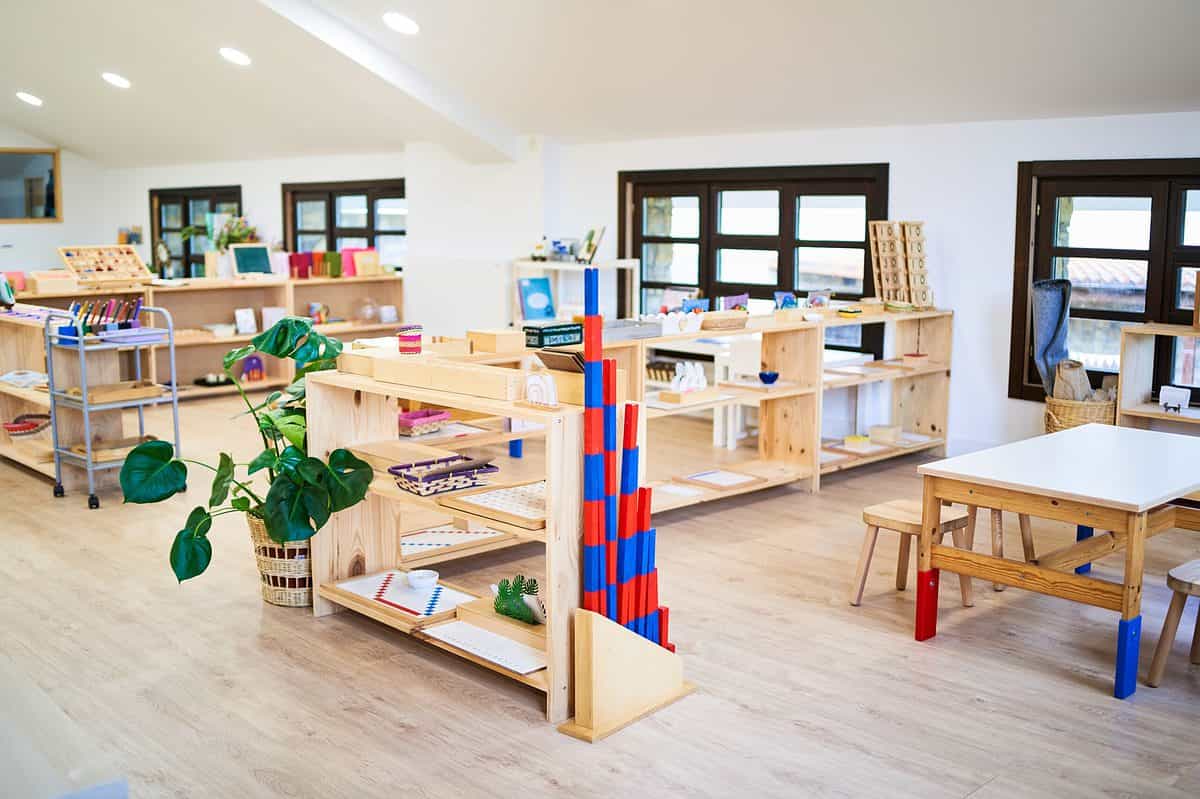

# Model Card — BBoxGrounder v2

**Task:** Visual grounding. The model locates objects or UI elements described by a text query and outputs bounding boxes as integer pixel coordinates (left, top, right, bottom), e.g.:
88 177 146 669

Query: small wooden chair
850 498 975 607
1146 559 1200 687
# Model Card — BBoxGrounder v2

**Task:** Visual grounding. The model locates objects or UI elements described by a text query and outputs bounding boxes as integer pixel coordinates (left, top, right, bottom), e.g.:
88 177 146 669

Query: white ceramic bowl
407 569 439 590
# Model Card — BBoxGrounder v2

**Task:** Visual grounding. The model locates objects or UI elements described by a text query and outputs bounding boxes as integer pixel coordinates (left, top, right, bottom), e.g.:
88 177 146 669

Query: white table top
919 423 1200 512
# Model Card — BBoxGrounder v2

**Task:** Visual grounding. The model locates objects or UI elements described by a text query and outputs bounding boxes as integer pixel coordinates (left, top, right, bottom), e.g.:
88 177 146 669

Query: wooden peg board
435 480 547 530
58 245 153 289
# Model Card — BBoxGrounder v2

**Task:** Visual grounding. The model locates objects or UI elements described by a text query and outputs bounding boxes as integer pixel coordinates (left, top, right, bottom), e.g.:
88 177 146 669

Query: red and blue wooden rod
581 266 605 613
616 401 640 625
603 357 619 621
633 487 652 635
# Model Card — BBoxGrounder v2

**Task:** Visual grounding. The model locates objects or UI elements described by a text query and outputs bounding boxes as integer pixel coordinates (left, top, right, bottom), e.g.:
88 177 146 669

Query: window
282 179 406 267
1008 159 1200 401
149 186 242 278
620 164 888 352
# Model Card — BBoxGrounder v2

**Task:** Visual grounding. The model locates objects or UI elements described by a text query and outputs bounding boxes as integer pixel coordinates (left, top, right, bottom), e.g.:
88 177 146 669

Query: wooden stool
1146 559 1200 687
850 499 975 607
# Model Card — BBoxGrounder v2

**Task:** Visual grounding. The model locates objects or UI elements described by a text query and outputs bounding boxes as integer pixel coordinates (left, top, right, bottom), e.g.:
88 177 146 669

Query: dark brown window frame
618 163 889 354
148 185 242 278
281 178 406 257
1008 158 1200 402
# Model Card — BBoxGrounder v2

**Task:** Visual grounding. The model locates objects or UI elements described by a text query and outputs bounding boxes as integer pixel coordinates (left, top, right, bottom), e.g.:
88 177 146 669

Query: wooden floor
2 397 1199 798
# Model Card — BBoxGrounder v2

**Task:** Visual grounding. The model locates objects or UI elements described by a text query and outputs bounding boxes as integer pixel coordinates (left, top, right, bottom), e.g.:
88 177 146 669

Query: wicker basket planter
1044 396 1116 434
246 514 311 607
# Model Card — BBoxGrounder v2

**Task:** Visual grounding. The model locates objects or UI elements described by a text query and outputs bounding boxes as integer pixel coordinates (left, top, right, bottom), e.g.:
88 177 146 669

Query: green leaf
297 457 327 485
295 358 338 378
169 506 213 582
120 440 187 504
273 414 307 449
247 448 277 475
321 449 372 512
291 330 342 369
208 452 235 508
222 344 257 371
276 445 305 478
251 317 312 359
262 477 326 542
230 496 251 512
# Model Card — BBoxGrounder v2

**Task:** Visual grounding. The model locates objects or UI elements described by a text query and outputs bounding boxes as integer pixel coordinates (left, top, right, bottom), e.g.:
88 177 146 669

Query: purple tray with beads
387 455 499 496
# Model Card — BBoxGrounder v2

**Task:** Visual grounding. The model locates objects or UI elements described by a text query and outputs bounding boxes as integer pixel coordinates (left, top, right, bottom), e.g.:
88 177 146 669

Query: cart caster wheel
53 484 65 498
88 495 100 510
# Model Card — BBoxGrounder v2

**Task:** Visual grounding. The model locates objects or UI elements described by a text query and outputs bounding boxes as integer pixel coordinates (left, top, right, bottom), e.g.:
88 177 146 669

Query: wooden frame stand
557 609 693 743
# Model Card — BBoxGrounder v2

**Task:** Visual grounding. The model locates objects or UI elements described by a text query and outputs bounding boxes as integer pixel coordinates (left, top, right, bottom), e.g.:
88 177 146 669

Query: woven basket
1044 396 1116 434
246 514 311 607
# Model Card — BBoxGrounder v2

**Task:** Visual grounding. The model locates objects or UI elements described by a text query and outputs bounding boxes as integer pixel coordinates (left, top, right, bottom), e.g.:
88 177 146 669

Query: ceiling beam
255 0 523 163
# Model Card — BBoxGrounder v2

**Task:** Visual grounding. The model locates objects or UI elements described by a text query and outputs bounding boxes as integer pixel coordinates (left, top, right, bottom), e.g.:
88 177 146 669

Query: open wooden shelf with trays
13 275 403 401
306 369 581 723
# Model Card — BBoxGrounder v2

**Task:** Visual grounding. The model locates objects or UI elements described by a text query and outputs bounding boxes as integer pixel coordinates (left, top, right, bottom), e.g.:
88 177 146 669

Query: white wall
549 111 1200 451
0 124 110 272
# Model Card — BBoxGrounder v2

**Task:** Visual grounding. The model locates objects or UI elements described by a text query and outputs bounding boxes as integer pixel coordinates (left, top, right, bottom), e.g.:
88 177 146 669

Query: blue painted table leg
1114 615 1141 699
508 439 524 459
1075 525 1094 574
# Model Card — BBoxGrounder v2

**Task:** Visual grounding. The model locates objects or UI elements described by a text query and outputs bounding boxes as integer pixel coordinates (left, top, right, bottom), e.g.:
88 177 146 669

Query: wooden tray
70 435 155 463
66 380 162 404
435 480 547 530
700 310 749 330
657 386 721 405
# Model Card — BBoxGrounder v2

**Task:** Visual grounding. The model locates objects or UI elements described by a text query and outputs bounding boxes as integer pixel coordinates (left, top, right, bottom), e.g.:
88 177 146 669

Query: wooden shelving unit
15 275 403 400
306 369 582 723
1118 322 1200 430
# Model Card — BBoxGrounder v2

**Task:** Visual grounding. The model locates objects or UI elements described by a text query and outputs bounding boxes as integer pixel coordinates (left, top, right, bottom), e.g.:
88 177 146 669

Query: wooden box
467 328 526 354
374 356 525 401
657 386 720 405
424 335 472 356
868 424 901 445
66 379 161 404
27 270 79 295
549 368 628 406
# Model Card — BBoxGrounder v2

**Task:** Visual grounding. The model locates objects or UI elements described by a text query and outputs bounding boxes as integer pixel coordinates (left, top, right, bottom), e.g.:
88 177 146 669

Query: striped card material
336 571 475 618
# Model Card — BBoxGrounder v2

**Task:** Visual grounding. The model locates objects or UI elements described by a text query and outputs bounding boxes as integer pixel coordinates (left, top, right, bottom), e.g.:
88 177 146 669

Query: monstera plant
120 316 372 583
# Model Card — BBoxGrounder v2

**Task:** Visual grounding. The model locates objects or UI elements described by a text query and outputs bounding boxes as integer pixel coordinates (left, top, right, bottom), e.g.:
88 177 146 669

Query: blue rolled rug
1031 279 1071 395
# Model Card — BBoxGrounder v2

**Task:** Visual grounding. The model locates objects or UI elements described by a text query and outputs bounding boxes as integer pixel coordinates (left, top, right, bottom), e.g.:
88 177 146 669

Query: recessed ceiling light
101 72 131 89
219 47 252 66
382 11 419 35
15 91 42 107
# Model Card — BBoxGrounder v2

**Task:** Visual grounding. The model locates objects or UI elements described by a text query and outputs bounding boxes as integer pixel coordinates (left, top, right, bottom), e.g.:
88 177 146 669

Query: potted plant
119 316 372 606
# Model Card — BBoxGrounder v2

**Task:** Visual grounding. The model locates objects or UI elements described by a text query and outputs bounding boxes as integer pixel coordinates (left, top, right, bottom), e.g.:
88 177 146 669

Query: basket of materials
397 408 451 437
1044 396 1116 433
3 413 51 437
389 455 498 496
246 513 311 607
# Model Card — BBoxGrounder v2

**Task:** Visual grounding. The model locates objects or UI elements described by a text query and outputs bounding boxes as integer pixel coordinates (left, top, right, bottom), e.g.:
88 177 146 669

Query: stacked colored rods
582 267 674 650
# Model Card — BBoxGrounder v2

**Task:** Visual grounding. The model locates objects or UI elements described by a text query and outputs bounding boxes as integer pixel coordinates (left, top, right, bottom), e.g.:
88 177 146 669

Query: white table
915 423 1200 698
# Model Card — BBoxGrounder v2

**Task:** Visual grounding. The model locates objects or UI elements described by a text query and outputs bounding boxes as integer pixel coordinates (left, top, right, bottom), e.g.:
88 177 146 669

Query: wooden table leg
1018 513 1036 562
1074 526 1094 574
915 476 941 641
1114 511 1147 699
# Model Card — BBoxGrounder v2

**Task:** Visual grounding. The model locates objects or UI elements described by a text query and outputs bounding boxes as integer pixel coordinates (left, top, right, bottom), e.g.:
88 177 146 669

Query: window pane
375 197 407 232
190 234 209 253
296 199 326 230
795 246 864 294
188 198 210 222
164 231 183 257
1172 336 1200 388
336 237 369 250
1178 266 1198 310
215 201 239 215
335 194 368 228
796 195 866 241
1054 196 1151 250
642 242 699 284
1067 317 1131 372
161 202 182 229
164 258 185 279
718 190 779 235
376 234 406 266
1052 256 1146 312
825 324 862 349
298 233 327 251
717 248 777 285
1185 190 1200 246
642 287 666 313
643 196 699 238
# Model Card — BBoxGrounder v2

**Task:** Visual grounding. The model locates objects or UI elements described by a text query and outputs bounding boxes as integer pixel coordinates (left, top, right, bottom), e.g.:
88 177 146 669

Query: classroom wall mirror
0 148 61 222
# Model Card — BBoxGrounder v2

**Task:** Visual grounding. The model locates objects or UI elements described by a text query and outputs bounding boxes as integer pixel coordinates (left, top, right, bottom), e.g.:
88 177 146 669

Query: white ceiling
3 0 1199 166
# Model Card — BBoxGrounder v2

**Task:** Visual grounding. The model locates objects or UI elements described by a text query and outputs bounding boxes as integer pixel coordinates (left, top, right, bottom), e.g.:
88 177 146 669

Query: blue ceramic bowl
759 370 779 385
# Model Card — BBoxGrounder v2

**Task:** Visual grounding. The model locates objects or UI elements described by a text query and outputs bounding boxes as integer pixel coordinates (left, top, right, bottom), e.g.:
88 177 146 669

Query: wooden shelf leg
1147 591 1187 687
1074 526 1094 574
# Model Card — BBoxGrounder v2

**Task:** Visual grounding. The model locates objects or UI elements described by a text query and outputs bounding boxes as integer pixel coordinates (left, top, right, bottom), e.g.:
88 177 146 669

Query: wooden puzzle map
423 621 547 675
